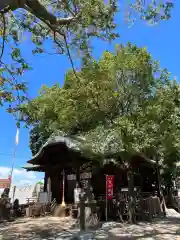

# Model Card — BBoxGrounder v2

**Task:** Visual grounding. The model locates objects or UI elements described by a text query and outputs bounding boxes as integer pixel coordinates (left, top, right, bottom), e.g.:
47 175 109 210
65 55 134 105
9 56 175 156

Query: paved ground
0 211 180 239
104 219 180 240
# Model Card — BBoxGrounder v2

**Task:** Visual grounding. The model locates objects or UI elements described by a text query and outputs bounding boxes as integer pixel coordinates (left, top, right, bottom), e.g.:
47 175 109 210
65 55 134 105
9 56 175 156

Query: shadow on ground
0 217 77 240
106 218 180 240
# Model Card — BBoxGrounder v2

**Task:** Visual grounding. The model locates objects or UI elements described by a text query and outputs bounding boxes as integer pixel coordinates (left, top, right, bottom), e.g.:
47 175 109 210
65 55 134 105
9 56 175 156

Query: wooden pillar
76 163 80 186
61 169 66 206
44 171 48 192
127 168 135 223
156 164 166 216
156 164 161 198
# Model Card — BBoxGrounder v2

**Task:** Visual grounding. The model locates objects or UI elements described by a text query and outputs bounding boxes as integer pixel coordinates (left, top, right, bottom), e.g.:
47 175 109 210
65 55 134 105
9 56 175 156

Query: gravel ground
0 217 78 239
0 209 180 240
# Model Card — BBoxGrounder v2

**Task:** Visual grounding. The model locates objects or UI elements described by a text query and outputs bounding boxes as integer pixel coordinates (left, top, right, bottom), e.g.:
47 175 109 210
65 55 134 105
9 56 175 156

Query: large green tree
0 1 173 108
81 80 180 190
21 43 169 153
22 44 180 192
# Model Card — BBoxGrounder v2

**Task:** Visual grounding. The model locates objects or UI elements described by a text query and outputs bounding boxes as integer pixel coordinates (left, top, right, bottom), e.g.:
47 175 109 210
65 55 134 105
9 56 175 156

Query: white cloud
0 166 43 186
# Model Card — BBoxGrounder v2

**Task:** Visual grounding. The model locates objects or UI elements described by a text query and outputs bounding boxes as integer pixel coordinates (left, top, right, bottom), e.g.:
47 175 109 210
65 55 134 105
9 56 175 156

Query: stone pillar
79 189 86 231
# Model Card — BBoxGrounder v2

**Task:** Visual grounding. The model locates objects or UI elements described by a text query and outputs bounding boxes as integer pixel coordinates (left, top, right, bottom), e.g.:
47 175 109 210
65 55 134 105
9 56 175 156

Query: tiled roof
0 179 10 183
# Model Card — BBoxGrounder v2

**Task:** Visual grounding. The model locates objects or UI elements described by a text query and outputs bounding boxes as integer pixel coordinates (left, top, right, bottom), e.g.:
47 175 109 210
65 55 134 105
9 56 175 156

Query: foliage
21 43 164 131
29 123 53 156
0 1 173 110
22 43 167 155
22 43 180 188
143 81 180 187
81 80 180 187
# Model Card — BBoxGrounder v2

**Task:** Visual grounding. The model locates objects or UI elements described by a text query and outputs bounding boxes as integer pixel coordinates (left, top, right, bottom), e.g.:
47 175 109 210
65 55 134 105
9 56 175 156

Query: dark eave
22 164 45 172
27 134 102 165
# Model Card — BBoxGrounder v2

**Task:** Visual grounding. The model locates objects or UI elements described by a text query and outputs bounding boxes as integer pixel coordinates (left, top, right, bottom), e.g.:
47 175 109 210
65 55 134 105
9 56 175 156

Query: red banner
106 175 114 199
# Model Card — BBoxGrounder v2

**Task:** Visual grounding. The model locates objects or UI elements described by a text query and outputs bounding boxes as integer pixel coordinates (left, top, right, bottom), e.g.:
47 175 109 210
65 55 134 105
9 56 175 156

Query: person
1 188 10 198
0 188 10 220
13 199 21 217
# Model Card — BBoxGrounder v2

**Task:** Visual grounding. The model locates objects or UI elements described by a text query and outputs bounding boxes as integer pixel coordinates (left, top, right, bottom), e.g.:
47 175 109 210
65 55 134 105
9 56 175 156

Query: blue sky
0 3 179 185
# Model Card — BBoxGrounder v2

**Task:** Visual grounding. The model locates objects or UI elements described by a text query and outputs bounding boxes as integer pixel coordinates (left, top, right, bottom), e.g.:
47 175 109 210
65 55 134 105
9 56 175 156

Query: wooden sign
74 188 81 204
67 172 92 181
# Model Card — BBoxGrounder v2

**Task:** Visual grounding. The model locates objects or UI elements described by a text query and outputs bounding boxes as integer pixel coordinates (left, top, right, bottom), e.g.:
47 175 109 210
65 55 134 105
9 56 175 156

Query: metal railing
50 198 57 213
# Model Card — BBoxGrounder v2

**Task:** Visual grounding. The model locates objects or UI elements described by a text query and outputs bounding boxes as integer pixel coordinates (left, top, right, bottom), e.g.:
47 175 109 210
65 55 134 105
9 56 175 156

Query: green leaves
130 1 173 24
0 68 6 73
22 44 168 155
0 1 173 113
11 47 21 60
19 42 180 188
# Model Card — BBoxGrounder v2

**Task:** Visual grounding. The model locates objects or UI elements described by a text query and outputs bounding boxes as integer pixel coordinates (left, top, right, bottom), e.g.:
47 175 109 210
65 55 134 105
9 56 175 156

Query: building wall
0 179 11 189
9 183 43 205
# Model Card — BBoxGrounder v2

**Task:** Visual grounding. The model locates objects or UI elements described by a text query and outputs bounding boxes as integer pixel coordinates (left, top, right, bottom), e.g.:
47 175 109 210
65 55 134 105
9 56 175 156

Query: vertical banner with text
106 175 114 199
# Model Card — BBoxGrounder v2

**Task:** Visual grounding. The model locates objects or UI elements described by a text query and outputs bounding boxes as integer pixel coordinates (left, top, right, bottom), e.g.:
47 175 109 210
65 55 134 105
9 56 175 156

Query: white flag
15 128 20 145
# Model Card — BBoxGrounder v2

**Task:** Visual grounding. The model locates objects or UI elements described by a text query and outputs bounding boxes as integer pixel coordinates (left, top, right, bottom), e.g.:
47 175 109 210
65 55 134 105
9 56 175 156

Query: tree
0 1 173 109
22 43 180 204
142 81 180 190
29 123 53 156
81 80 180 193
21 43 169 154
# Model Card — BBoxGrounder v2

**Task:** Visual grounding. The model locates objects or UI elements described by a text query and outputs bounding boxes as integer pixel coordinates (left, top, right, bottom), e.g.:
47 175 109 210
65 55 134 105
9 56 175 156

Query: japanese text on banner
106 175 114 199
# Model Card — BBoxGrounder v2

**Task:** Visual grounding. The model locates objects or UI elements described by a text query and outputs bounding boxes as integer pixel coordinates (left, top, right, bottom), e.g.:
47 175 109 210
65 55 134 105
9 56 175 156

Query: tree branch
0 60 23 107
0 0 79 27
0 13 6 61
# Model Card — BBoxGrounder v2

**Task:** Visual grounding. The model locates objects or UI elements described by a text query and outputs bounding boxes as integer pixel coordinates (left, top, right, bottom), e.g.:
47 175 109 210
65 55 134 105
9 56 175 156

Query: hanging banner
106 175 114 199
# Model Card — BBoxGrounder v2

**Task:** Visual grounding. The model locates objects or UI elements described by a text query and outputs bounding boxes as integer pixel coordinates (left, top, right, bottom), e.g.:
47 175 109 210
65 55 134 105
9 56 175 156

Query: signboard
74 188 81 204
106 175 114 199
67 174 76 181
67 172 92 190
67 172 92 181
39 192 48 204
